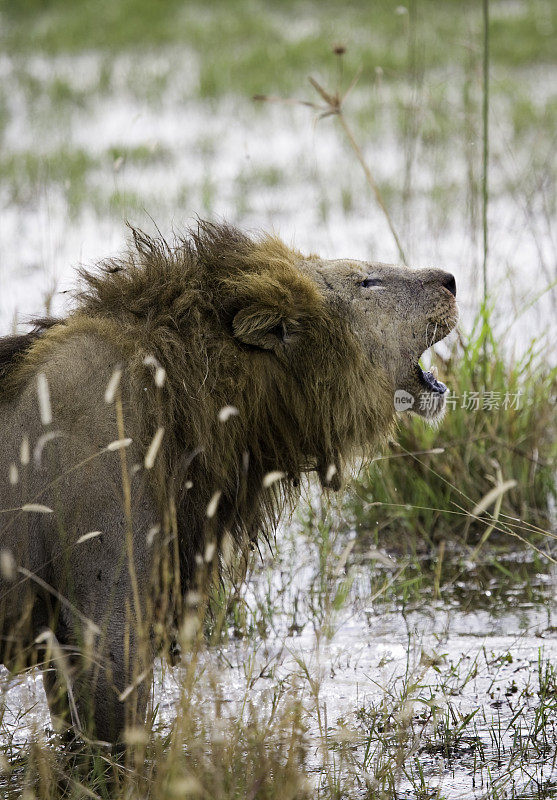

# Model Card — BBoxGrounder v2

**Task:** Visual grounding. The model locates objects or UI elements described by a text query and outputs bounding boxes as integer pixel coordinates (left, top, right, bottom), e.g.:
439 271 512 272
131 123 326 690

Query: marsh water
2 520 557 799
0 52 555 360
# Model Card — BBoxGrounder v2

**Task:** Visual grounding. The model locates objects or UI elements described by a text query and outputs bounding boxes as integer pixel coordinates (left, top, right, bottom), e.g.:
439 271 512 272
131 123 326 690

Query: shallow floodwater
0 52 555 360
2 527 556 798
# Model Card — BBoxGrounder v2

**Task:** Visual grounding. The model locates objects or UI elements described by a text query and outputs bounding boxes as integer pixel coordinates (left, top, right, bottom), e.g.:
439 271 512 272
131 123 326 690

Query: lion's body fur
0 221 456 743
2 224 393 580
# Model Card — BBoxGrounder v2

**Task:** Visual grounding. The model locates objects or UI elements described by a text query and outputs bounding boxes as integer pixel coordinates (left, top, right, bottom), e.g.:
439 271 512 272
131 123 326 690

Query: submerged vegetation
0 0 556 798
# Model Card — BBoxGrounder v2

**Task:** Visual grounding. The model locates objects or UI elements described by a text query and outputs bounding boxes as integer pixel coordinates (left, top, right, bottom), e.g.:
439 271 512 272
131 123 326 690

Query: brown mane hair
4 223 393 591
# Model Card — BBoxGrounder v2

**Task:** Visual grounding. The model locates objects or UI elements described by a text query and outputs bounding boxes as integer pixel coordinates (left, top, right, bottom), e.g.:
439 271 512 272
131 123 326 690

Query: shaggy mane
4 222 393 594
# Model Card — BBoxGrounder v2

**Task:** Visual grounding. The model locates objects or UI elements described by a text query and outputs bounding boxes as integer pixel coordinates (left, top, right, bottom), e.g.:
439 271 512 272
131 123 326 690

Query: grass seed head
8 463 18 485
36 371 52 425
0 549 16 580
104 365 122 403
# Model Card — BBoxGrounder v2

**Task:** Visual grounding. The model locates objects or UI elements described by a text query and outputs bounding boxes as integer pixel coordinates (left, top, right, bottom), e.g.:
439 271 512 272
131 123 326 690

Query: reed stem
482 0 490 372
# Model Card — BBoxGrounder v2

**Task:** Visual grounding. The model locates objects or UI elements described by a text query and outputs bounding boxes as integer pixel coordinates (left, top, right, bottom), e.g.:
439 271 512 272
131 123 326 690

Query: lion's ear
232 305 295 352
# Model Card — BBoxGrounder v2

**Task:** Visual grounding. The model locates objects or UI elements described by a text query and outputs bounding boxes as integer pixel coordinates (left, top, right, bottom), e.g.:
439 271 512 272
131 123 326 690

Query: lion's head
173 223 458 491
75 222 457 502
303 257 458 422
191 226 457 426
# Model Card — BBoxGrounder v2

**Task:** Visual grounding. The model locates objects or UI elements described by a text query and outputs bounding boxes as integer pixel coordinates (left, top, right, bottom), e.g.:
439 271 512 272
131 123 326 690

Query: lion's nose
421 269 457 298
439 272 456 298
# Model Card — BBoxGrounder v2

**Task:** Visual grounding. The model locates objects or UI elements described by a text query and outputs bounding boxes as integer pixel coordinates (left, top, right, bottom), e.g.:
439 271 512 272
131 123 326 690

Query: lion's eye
360 277 382 288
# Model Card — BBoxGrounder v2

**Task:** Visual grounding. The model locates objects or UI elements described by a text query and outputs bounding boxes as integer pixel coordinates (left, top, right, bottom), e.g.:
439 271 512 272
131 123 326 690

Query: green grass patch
0 144 171 215
106 144 170 166
0 148 95 207
351 307 556 552
1 0 556 99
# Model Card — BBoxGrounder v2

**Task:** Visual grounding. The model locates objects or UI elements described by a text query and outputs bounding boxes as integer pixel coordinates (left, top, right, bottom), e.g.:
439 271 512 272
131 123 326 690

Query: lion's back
0 329 151 661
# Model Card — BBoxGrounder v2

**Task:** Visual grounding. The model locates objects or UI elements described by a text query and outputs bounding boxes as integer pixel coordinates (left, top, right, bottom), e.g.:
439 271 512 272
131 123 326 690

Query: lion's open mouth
392 356 450 422
415 362 447 395
389 272 458 421
395 323 455 420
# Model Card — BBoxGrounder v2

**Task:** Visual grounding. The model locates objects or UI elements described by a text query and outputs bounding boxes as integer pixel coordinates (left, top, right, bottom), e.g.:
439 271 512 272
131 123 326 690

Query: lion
0 221 457 744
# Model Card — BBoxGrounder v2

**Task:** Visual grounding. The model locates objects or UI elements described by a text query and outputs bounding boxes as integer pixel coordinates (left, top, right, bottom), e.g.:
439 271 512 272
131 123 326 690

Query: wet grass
1 0 556 88
1 5 555 232
0 148 95 208
0 144 170 216
351 311 557 552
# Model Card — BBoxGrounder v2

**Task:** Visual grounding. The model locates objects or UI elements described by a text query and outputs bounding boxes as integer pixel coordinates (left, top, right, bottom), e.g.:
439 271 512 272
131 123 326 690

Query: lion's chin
394 362 449 422
412 389 448 423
